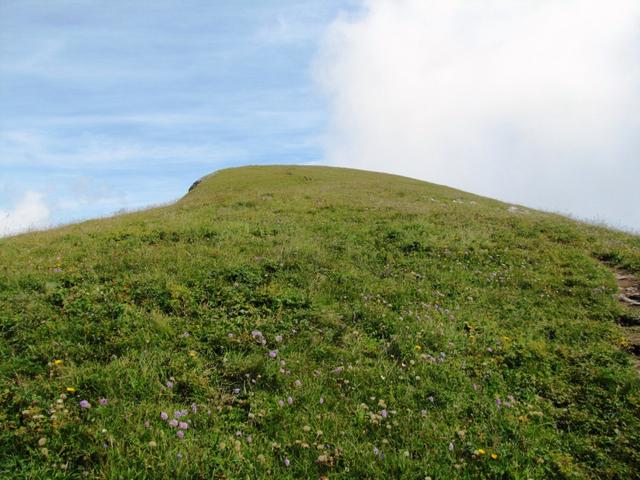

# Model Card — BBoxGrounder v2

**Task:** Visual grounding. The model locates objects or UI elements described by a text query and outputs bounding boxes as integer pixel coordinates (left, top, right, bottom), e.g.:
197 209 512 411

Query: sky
1 0 639 236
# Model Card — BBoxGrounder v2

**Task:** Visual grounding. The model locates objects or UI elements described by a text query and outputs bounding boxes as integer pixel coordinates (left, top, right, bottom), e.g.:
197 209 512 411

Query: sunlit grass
1 165 639 479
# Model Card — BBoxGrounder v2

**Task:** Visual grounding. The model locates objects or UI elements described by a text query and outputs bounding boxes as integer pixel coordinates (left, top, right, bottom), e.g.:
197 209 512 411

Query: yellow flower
66 387 76 393
478 449 486 455
188 350 198 358
53 359 63 366
414 345 422 351
491 453 498 459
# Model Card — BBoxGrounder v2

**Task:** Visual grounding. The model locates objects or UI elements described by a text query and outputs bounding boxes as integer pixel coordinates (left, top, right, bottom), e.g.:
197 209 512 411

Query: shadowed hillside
1 166 639 479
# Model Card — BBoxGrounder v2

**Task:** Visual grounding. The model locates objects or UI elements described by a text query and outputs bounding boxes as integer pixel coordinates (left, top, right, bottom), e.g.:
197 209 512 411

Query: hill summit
1 165 639 478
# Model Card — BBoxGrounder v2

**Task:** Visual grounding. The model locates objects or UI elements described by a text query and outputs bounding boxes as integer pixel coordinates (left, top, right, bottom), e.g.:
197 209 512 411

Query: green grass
1 165 639 479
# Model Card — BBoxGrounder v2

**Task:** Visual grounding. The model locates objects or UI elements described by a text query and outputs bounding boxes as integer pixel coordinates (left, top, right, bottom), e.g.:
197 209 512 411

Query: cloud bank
315 0 640 231
0 191 50 237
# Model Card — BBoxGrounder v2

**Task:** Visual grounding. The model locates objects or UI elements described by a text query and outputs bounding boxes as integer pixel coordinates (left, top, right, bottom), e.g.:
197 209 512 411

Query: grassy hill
1 165 639 479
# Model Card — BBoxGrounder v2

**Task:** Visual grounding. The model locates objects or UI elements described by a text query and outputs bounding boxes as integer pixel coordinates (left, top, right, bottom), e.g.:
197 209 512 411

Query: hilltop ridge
1 166 639 479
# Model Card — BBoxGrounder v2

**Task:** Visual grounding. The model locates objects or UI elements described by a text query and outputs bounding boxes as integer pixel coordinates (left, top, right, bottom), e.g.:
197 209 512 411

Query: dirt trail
614 269 640 371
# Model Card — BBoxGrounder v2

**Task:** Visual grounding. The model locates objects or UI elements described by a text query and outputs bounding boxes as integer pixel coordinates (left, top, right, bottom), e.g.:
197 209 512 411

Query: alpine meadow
1 165 639 479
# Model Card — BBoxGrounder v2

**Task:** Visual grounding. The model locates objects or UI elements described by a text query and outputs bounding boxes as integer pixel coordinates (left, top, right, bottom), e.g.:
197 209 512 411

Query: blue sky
2 0 639 235
0 1 359 232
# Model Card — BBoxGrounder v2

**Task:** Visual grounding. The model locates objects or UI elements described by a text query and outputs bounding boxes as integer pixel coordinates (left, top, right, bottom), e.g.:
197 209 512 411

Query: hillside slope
1 165 639 479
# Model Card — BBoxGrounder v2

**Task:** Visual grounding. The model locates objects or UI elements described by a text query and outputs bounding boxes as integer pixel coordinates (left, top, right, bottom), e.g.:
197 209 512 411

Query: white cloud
0 191 50 237
315 0 640 231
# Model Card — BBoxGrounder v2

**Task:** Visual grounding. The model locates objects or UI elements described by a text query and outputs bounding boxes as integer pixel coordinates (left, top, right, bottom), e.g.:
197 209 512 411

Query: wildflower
491 453 498 459
177 430 185 439
148 441 157 448
278 400 285 407
160 412 169 421
38 438 47 447
79 400 91 409
169 419 179 428
269 350 278 358
251 330 263 338
284 458 290 467
478 449 486 455
191 403 198 413
294 380 302 388
414 345 422 351
421 409 427 417
449 442 454 451
373 446 379 455
99 398 108 406
228 333 234 338
319 397 324 405
66 387 76 394
233 388 240 394
246 435 253 444
166 380 174 389
380 409 388 418
188 350 197 358
495 398 502 407
487 347 493 353
53 359 63 366
275 335 283 343
287 396 293 405
179 421 189 430
472 383 478 391
428 396 434 403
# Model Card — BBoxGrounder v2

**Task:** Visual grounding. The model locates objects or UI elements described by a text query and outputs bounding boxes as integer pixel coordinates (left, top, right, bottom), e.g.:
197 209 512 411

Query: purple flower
380 409 388 418
53 268 62 273
278 399 285 407
495 398 502 407
373 446 380 456
99 398 108 406
161 411 169 421
251 330 263 338
79 400 91 409
166 380 174 389
287 396 293 405
487 347 493 353
179 421 189 430
177 430 185 439
269 350 278 358
284 458 290 467
169 419 179 428
294 380 302 388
